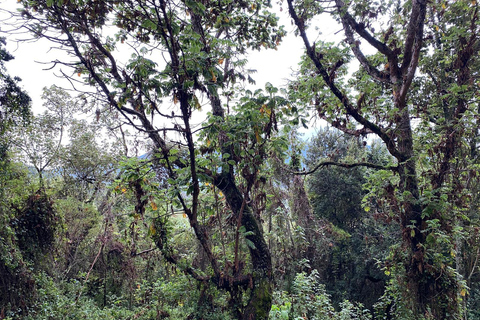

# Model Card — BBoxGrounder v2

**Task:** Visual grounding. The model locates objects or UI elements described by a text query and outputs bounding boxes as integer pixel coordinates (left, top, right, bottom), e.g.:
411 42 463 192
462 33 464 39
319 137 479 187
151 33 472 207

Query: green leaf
245 239 256 250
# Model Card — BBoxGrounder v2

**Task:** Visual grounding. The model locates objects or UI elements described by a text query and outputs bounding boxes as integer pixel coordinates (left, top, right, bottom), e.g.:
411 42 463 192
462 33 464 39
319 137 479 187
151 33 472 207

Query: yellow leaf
151 202 158 211
260 104 271 116
193 95 201 110
210 70 217 83
364 206 370 212
410 229 415 238
435 25 440 31
461 288 467 297
255 129 261 143
450 249 456 258
121 187 127 193
149 224 156 236
182 213 187 218
441 3 446 9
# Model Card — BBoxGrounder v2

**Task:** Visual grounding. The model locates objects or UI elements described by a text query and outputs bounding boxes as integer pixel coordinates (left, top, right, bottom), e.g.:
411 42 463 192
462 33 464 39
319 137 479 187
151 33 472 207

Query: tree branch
290 160 398 175
335 0 392 84
287 0 401 159
397 0 427 105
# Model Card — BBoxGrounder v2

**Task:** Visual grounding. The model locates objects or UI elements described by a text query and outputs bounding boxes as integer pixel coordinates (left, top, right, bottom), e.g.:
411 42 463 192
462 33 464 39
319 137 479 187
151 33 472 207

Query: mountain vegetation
1 0 480 319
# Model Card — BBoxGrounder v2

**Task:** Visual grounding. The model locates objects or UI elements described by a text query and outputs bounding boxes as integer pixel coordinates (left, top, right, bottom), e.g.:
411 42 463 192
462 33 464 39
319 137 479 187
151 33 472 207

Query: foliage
10 0 291 315
59 118 119 201
0 160 35 314
11 86 76 185
302 128 395 309
286 0 480 317
0 37 31 157
270 270 372 320
306 128 367 230
13 190 58 260
13 272 136 320
2 0 480 318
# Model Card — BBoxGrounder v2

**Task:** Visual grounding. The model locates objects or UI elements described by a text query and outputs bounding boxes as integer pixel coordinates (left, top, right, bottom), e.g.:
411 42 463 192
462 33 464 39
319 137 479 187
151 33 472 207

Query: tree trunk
216 172 273 320
396 105 459 319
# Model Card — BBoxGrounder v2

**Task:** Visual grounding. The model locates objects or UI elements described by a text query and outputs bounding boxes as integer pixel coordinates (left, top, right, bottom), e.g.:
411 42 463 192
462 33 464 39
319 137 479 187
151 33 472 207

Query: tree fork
287 0 463 317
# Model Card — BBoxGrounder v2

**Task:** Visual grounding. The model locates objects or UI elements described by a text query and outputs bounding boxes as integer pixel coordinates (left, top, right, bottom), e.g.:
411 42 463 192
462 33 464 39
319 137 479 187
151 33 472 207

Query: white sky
0 0 341 111
0 0 348 146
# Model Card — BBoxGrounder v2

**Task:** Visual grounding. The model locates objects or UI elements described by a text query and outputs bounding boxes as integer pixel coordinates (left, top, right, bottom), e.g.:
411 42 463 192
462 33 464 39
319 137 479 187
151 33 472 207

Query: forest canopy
1 0 480 319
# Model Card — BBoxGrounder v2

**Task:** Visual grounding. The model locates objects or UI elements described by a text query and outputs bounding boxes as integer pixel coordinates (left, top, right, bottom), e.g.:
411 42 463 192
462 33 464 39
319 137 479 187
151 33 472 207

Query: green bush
270 270 372 320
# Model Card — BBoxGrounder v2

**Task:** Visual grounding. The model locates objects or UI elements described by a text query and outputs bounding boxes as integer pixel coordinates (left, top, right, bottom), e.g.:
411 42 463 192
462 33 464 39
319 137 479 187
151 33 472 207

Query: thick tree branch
397 0 427 106
432 17 478 190
287 0 401 159
335 0 392 84
335 0 394 57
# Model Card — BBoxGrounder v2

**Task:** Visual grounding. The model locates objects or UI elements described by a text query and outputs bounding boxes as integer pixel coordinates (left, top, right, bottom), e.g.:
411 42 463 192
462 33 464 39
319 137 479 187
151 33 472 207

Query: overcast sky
0 0 340 132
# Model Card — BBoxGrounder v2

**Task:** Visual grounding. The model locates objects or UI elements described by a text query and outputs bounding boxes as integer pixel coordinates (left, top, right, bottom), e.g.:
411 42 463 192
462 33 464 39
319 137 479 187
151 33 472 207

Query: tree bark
215 171 273 320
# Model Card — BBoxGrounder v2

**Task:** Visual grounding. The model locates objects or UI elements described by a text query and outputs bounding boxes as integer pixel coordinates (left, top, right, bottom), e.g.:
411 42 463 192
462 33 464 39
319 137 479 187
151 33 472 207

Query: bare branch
291 160 398 175
397 0 427 105
334 0 392 84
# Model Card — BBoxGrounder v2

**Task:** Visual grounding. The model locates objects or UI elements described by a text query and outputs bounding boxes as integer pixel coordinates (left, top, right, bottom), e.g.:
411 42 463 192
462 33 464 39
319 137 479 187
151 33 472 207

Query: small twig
75 216 109 303
131 247 157 257
468 247 480 281
75 238 105 303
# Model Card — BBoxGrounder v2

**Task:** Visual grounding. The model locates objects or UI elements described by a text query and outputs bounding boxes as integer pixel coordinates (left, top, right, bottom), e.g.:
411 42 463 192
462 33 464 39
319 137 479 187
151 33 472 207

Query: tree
306 128 367 231
0 37 31 159
0 36 33 316
59 118 119 202
12 86 75 186
304 128 396 309
286 0 479 318
13 0 289 318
